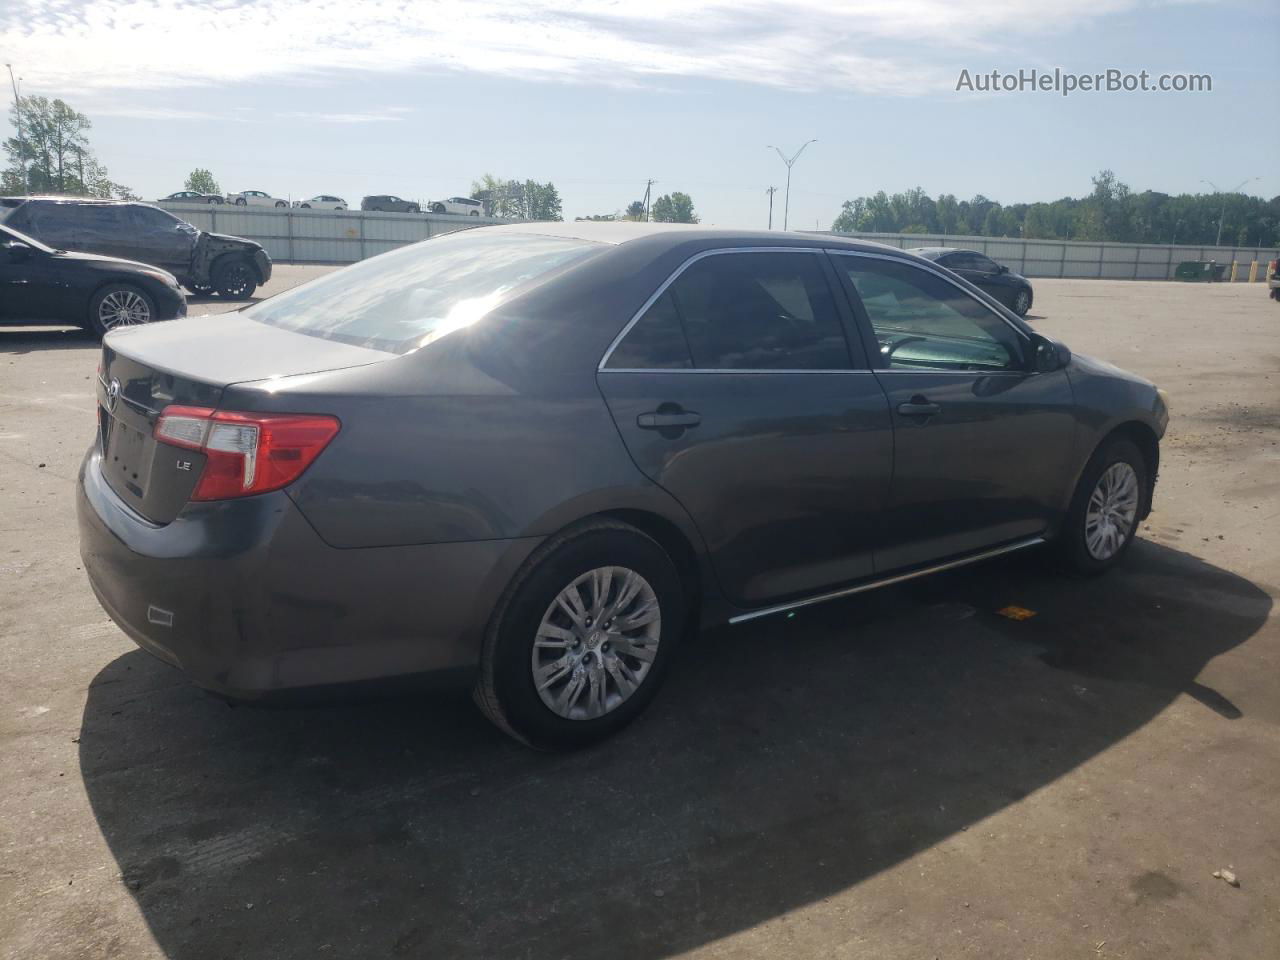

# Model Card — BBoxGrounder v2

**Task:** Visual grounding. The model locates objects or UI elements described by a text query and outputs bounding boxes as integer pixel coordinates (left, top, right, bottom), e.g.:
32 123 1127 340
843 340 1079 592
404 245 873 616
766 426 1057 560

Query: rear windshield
246 230 603 353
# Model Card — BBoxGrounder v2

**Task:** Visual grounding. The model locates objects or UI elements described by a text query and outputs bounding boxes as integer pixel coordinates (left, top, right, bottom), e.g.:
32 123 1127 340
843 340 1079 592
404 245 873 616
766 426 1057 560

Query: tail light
154 405 340 501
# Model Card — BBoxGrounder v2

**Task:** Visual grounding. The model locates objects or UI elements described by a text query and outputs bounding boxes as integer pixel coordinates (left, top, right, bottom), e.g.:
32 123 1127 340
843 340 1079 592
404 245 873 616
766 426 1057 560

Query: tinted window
25 203 81 243
946 252 996 273
839 257 1024 372
247 231 603 353
77 205 129 243
664 252 850 370
131 205 186 234
605 291 693 369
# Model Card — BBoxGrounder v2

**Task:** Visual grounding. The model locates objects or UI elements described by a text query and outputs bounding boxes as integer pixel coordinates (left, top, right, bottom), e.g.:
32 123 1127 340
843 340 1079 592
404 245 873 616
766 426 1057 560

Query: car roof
0 195 135 206
479 221 923 256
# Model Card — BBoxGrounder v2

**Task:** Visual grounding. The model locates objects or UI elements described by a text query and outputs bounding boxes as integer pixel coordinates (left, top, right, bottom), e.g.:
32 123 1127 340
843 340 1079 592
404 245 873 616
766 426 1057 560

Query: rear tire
211 256 258 299
1057 437 1147 576
88 284 155 338
408 204 421 214
475 519 686 750
274 201 287 208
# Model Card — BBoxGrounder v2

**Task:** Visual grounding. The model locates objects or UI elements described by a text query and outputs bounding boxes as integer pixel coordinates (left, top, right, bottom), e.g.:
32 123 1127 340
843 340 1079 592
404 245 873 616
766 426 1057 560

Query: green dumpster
1174 260 1224 282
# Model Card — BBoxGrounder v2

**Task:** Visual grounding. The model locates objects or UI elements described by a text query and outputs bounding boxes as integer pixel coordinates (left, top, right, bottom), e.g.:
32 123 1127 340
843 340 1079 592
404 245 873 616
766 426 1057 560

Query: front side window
246 231 603 353
652 252 850 370
839 256 1025 372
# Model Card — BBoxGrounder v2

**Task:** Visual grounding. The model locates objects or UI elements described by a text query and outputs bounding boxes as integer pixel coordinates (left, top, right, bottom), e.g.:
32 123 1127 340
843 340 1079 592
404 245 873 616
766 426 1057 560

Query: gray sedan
77 224 1168 748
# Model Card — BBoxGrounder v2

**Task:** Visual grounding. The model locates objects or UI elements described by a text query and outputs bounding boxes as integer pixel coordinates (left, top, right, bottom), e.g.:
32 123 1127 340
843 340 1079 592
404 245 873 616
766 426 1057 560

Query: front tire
432 203 446 214
1012 287 1032 316
234 197 247 206
475 519 686 750
88 284 155 338
211 256 258 299
1058 437 1147 575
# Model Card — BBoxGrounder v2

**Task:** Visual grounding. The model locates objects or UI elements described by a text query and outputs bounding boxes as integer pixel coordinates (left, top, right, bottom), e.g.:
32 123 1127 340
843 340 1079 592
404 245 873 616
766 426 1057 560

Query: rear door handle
896 399 941 417
637 411 702 429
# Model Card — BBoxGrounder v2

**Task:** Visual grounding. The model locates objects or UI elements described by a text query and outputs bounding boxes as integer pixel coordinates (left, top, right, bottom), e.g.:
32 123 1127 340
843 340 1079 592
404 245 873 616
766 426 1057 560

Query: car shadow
78 540 1269 959
0 325 96 353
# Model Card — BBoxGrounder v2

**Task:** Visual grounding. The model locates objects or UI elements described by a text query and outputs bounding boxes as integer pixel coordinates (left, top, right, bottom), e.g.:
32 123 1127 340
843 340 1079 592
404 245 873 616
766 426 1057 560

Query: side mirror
1032 334 1071 373
997 264 1009 274
5 241 32 263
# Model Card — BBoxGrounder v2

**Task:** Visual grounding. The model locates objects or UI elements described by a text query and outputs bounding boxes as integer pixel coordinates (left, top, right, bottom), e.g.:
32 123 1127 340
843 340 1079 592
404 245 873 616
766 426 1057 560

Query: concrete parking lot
1 273 1277 959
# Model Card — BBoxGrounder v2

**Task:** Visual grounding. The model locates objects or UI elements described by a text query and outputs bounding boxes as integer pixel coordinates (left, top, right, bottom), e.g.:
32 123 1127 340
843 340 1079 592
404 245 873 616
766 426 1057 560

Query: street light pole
766 140 816 231
5 64 27 195
1200 177 1259 246
765 186 777 229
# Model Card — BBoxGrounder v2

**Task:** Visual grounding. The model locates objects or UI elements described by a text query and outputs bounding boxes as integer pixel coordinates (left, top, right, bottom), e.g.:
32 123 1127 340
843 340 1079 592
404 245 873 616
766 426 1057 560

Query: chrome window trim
597 246 849 373
824 248 1033 346
728 535 1046 624
599 368 880 376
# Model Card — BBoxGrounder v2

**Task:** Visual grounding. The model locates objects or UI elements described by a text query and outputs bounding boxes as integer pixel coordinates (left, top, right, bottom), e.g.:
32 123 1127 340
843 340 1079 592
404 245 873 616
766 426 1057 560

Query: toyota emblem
106 378 121 413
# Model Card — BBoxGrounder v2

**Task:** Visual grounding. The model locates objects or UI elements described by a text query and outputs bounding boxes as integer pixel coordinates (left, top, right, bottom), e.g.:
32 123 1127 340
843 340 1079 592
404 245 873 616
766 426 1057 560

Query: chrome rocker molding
728 535 1046 624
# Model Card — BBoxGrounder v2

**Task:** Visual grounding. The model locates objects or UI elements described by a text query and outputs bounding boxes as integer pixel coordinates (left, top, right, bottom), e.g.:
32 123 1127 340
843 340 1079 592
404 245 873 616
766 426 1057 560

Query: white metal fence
818 231 1279 282
158 202 514 264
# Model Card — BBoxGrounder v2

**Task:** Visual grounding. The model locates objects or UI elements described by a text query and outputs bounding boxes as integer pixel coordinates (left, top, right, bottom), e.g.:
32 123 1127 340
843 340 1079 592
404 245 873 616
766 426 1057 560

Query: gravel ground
1 273 1277 960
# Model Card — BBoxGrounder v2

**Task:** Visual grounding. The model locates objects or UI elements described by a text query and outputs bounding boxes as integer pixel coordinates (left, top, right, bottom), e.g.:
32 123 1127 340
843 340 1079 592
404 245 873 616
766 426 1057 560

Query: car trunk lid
97 314 388 523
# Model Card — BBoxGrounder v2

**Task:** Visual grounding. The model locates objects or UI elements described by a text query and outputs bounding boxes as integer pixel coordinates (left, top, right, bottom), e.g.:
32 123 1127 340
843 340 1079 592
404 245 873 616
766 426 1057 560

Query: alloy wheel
1084 461 1139 560
97 289 151 330
531 566 661 721
1014 290 1031 315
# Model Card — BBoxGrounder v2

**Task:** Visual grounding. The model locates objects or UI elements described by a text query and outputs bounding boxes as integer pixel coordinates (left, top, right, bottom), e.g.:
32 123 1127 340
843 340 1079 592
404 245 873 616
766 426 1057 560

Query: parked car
361 195 421 214
293 195 347 211
77 225 1167 749
430 196 483 216
228 190 288 208
1 222 185 336
0 197 272 299
160 190 224 205
907 247 1034 316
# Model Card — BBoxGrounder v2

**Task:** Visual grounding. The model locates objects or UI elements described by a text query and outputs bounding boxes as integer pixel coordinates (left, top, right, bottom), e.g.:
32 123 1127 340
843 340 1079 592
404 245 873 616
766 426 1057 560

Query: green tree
3 95 135 198
650 192 698 223
184 168 221 195
624 200 646 221
469 174 562 220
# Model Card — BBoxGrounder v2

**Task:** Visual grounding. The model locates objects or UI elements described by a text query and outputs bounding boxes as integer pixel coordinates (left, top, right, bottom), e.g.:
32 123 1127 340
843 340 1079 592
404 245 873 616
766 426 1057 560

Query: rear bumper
77 446 540 698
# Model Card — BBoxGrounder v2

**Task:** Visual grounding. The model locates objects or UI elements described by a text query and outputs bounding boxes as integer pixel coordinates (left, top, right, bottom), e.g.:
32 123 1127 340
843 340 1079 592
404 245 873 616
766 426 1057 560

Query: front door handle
896 398 941 417
637 410 702 430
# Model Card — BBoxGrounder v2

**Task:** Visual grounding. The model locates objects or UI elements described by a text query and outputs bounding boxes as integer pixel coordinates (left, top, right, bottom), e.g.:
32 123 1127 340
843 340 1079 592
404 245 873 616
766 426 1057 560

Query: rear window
245 230 603 353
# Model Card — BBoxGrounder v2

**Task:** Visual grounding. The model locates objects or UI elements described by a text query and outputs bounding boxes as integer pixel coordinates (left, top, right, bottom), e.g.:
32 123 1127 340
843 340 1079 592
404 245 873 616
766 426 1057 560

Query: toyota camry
78 223 1168 749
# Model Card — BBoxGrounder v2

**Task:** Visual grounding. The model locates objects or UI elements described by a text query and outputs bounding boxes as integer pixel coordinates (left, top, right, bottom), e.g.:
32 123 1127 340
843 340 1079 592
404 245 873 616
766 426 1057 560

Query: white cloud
0 0 1202 96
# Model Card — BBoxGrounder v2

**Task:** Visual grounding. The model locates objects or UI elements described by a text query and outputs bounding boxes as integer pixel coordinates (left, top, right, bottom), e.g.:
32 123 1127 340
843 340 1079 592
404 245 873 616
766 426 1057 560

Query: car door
128 204 195 275
830 251 1076 572
597 248 894 609
69 204 136 261
0 229 79 321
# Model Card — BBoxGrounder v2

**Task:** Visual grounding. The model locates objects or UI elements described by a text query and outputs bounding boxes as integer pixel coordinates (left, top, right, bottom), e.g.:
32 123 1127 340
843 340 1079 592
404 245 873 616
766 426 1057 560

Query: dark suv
361 195 421 214
0 197 272 298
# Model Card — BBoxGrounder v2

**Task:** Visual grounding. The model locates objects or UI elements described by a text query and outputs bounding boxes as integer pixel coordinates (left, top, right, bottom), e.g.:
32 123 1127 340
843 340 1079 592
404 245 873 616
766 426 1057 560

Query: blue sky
3 0 1277 227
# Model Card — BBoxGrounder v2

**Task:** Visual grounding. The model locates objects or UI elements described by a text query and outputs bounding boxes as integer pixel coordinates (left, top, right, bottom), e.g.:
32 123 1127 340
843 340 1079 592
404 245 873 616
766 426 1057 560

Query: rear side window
665 252 850 370
246 231 603 353
605 291 693 369
77 205 129 243
23 203 81 242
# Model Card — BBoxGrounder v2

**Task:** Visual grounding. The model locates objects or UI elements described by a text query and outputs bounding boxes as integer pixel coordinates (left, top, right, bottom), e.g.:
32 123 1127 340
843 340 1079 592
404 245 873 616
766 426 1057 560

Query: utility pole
765 186 777 229
643 179 657 222
5 64 27 195
1200 177 1259 246
766 139 816 231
